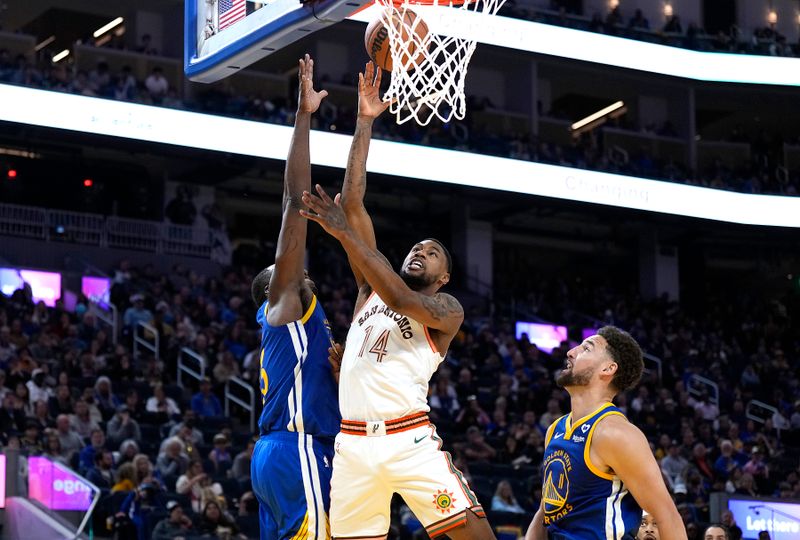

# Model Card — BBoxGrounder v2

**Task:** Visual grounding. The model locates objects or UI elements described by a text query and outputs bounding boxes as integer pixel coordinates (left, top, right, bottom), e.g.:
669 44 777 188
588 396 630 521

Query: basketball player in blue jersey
299 62 495 540
524 326 686 540
249 54 340 540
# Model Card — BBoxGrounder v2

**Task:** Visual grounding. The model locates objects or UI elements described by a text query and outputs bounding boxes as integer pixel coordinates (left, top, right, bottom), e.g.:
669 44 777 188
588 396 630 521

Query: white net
374 0 506 125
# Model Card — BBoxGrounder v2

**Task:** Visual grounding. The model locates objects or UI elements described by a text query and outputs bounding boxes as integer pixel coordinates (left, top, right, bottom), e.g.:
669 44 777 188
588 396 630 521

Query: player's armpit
593 417 687 540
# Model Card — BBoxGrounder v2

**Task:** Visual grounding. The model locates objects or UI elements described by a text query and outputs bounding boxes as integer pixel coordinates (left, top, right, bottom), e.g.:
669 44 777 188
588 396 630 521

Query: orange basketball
364 8 429 71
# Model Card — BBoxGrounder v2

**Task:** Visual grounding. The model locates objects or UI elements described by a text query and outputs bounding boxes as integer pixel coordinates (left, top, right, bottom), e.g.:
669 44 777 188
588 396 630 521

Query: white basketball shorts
330 418 485 538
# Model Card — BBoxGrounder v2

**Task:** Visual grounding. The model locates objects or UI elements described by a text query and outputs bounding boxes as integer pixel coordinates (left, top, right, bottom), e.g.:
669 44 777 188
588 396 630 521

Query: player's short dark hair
251 267 272 307
597 326 643 393
703 524 730 539
423 238 452 273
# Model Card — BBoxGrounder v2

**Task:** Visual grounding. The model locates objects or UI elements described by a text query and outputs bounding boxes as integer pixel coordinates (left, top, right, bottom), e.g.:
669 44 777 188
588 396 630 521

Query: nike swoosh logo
414 435 427 444
553 433 563 439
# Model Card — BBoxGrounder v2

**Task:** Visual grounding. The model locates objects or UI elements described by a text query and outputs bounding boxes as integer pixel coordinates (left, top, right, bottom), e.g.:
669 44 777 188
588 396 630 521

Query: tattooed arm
300 185 464 335
268 55 328 326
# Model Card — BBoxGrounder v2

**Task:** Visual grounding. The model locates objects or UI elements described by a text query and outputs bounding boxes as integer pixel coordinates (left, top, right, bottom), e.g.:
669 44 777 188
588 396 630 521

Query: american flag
219 0 247 31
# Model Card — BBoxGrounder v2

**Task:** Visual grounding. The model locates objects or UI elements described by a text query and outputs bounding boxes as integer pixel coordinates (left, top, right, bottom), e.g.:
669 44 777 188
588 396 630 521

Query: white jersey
339 291 444 421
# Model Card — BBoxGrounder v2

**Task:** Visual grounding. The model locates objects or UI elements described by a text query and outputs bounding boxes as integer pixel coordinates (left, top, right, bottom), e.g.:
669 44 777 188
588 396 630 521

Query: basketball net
375 0 506 125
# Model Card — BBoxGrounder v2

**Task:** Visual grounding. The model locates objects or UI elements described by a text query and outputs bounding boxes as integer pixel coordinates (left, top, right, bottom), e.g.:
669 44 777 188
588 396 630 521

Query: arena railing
132 321 159 364
687 373 720 405
177 346 206 387
224 376 256 432
0 202 225 261
746 400 781 430
0 203 47 240
642 353 663 382
90 301 119 345
47 210 104 246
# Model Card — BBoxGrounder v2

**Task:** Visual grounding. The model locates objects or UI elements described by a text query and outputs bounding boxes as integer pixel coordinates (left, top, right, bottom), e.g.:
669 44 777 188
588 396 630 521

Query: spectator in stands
152 500 194 540
79 428 107 473
664 14 683 34
692 392 719 421
742 446 769 484
144 67 169 104
156 437 189 480
113 462 137 492
690 442 715 485
86 449 115 489
123 294 153 330
168 411 204 446
176 460 224 513
661 439 689 491
538 398 563 430
30 399 53 430
208 433 232 474
136 34 158 56
462 425 497 462
26 368 52 405
117 482 164 540
429 377 461 424
20 420 42 455
0 393 25 439
107 404 142 446
146 383 181 417
117 439 140 465
43 429 67 460
195 500 242 539
455 394 490 430
713 440 744 482
55 413 84 460
491 479 526 514
48 384 74 417
231 439 254 484
191 377 222 418
133 453 159 486
628 9 649 30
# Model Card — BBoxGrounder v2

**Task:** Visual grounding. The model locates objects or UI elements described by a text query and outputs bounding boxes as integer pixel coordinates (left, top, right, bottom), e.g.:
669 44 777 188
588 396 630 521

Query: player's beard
400 269 435 290
556 366 594 387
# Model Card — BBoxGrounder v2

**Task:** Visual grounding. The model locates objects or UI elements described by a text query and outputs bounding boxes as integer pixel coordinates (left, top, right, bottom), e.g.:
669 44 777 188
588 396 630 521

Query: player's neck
567 385 615 421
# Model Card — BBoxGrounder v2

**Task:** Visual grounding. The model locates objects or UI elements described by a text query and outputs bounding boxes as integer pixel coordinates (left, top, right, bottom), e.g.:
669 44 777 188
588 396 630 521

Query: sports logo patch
580 423 590 434
432 489 456 514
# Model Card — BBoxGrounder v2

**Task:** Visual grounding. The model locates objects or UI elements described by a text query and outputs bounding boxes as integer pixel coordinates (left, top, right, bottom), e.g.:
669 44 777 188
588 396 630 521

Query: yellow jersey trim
300 295 317 325
291 511 309 539
544 415 568 449
565 402 614 439
584 410 626 480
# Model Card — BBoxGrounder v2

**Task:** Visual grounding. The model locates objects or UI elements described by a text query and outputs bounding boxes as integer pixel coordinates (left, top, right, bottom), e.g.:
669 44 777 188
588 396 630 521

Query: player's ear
438 272 450 287
603 361 618 376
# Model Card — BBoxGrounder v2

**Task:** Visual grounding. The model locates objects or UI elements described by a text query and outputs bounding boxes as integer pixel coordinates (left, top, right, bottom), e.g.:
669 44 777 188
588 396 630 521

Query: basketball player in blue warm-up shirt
525 326 686 540
249 54 340 540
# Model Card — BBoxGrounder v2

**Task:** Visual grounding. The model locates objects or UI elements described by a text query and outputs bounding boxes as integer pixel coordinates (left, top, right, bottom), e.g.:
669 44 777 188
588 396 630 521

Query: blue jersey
541 403 642 540
256 295 340 441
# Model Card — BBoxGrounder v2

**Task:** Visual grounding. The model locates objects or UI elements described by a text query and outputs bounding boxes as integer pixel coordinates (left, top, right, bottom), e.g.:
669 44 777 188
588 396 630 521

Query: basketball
364 8 429 71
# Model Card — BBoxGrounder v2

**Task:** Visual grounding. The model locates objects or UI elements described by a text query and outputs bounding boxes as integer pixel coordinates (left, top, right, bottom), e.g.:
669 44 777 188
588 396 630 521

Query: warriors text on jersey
256 295 340 440
541 402 642 540
339 291 444 421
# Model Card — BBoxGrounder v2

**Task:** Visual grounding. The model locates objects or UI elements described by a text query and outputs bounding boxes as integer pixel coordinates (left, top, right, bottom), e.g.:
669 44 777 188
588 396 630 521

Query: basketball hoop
374 0 506 125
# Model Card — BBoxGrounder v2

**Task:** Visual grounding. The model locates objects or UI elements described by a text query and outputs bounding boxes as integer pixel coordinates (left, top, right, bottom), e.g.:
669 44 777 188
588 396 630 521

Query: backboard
185 0 371 83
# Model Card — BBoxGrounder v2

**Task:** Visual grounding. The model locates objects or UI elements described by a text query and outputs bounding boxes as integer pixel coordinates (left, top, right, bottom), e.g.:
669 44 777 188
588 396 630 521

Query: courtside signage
1 84 799 227
349 7 800 87
727 499 800 539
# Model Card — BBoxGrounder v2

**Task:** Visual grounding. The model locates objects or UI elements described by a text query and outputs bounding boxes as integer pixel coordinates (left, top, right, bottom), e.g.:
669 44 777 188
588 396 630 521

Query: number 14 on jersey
358 325 390 362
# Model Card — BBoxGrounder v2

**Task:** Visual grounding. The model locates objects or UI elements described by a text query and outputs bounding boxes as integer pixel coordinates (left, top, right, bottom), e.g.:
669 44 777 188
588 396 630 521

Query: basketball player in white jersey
300 62 495 540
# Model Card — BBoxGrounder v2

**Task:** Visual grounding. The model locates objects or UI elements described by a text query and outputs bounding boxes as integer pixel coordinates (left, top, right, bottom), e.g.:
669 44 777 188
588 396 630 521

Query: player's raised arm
267 54 328 326
340 62 391 303
593 416 687 540
301 185 463 335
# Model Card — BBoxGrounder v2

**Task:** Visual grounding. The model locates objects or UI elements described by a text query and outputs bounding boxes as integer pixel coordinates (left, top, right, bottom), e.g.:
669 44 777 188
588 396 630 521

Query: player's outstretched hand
328 341 343 384
300 184 349 239
357 61 391 120
297 54 328 114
